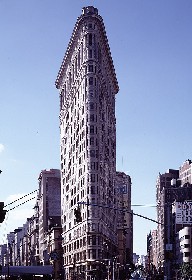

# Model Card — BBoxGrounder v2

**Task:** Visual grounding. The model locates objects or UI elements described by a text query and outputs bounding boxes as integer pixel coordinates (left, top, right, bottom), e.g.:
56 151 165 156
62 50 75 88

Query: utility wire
78 201 163 225
4 189 38 208
132 212 162 225
131 203 175 208
6 196 36 212
3 190 165 224
131 204 156 207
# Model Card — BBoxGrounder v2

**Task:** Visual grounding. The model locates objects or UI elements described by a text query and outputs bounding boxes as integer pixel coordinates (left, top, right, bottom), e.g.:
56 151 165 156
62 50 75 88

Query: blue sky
0 0 191 255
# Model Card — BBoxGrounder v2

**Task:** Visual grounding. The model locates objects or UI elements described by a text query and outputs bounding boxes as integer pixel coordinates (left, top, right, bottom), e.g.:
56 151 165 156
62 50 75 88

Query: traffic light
74 207 82 223
0 202 6 223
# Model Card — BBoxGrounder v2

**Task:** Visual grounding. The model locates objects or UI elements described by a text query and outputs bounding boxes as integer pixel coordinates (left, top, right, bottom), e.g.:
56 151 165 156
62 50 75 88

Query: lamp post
112 256 118 280
112 259 115 280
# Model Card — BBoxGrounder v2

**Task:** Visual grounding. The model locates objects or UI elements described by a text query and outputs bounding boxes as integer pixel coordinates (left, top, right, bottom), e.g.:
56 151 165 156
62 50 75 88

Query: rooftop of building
82 6 98 16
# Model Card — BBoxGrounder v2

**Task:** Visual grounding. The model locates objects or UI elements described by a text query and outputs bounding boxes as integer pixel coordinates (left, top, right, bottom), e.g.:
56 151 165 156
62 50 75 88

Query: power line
3 190 163 224
131 204 156 207
4 189 38 208
6 196 36 212
131 203 174 208
132 212 162 225
78 201 163 225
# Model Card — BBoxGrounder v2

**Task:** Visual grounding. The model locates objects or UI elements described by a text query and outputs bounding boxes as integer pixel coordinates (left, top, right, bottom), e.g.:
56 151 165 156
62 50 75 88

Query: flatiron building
55 6 119 279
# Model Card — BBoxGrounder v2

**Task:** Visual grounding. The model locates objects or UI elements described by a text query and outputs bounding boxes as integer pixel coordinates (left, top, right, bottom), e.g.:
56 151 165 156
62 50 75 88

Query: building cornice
55 8 119 94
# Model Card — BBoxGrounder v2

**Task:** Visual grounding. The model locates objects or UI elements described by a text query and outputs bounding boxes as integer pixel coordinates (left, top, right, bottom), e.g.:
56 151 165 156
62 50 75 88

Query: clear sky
0 0 192 256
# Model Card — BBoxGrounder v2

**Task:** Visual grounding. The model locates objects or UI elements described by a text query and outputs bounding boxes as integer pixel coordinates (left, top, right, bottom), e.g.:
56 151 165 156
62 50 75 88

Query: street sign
166 244 172 251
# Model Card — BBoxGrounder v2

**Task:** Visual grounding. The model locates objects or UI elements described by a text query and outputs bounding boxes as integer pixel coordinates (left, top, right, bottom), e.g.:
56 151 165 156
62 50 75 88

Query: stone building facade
116 171 133 266
156 160 192 278
27 202 40 266
55 6 119 280
179 159 192 185
156 168 179 271
38 169 61 264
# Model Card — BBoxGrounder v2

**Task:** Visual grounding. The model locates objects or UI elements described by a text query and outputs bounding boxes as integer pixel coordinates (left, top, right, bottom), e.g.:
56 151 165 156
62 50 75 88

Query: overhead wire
4 189 38 208
0 191 38 239
6 196 37 212
131 204 156 207
78 201 162 225
3 190 163 224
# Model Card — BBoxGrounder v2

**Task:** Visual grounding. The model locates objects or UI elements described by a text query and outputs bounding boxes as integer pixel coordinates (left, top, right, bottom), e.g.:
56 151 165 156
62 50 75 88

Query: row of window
64 250 86 264
64 237 86 253
64 248 108 265
61 50 98 101
179 234 191 242
65 189 85 204
62 111 101 156
64 234 111 255
65 177 85 194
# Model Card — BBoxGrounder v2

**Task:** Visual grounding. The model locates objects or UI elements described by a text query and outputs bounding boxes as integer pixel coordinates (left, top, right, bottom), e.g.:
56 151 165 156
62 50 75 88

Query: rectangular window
91 249 96 259
90 150 95 157
88 236 91 245
91 174 95 182
88 65 93 72
90 114 94 122
92 223 96 230
90 125 94 133
91 162 95 170
83 237 86 246
90 137 94 145
90 91 94 98
89 77 93 85
88 249 91 259
92 235 96 245
91 186 95 194
89 34 92 46
89 49 92 58
184 252 190 257
90 102 94 110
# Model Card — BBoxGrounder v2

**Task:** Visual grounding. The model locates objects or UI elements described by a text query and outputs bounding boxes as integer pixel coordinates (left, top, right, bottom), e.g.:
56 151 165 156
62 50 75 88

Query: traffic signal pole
0 202 6 223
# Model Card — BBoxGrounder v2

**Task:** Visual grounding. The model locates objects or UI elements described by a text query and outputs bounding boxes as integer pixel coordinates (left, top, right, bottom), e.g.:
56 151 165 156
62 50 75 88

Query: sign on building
116 185 128 194
174 201 192 224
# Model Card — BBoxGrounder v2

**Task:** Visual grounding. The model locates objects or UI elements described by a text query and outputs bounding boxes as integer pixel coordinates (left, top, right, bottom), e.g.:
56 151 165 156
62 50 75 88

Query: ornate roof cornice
55 6 119 94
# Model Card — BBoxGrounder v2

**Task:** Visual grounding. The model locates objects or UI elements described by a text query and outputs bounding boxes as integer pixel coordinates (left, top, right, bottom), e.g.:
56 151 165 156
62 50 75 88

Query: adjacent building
179 159 192 185
0 244 7 268
156 168 179 271
6 232 15 266
47 225 63 279
37 169 61 264
55 6 119 279
132 253 140 265
176 226 192 264
155 160 192 278
27 201 40 266
116 171 133 266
